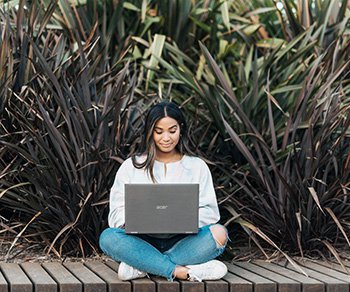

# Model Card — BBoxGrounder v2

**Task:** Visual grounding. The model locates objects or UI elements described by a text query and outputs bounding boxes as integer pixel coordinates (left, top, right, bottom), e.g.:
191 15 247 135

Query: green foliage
0 0 140 256
1 0 350 259
200 40 350 254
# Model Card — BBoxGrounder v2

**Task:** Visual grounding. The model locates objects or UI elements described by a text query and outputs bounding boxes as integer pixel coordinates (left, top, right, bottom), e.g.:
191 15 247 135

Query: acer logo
156 205 168 210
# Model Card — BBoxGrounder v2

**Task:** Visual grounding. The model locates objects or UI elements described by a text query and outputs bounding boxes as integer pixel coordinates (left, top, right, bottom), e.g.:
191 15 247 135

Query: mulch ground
0 237 257 264
1 235 350 264
0 239 109 263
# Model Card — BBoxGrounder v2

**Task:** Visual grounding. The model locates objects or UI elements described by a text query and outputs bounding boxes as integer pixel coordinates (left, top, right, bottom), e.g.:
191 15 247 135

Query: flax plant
0 0 141 257
142 0 350 258
1 0 350 259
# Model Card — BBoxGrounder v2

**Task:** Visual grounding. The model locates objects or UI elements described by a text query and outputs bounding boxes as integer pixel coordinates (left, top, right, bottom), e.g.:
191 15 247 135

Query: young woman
99 101 229 282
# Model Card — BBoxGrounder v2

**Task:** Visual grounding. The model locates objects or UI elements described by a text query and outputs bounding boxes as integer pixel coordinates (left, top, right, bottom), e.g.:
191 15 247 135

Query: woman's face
153 116 180 155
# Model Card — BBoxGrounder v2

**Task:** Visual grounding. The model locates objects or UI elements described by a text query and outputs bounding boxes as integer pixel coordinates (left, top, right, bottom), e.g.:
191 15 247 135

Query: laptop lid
125 183 199 234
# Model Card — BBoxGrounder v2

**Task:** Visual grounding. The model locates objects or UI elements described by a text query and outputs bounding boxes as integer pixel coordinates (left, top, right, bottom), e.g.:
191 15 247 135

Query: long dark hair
131 101 194 182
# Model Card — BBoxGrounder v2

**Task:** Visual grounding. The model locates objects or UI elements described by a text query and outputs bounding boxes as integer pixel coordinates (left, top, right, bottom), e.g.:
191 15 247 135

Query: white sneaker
118 262 147 281
186 260 227 282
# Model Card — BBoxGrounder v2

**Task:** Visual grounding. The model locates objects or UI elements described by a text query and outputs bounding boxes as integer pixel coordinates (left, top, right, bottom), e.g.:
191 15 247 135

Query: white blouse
108 155 220 229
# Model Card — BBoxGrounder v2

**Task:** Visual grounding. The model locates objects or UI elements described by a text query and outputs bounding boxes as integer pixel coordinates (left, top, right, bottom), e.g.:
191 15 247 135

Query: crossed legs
99 224 228 280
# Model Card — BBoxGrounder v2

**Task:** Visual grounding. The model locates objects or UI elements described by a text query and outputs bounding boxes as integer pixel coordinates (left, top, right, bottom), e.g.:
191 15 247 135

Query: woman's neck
155 151 183 163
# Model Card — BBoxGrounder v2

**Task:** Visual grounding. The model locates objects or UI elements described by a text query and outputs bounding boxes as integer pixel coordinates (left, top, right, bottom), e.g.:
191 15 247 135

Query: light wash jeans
99 224 227 280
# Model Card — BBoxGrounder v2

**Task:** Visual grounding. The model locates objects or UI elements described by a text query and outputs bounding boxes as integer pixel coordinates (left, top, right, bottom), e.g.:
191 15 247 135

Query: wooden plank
253 261 325 292
222 271 253 292
64 262 106 292
105 261 156 292
150 276 179 292
0 263 32 292
283 262 348 292
234 262 300 292
43 262 82 292
85 261 131 292
204 279 229 292
298 260 350 283
131 278 156 292
21 263 57 292
178 279 204 292
0 269 8 292
307 260 350 276
105 260 120 272
226 262 276 292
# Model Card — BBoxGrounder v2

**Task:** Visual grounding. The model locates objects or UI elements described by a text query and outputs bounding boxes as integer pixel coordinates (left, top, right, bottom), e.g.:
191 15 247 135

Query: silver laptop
125 183 199 234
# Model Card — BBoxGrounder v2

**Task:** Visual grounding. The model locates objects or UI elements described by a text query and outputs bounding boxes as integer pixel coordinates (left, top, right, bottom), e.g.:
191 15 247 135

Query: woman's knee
209 224 228 248
99 227 124 253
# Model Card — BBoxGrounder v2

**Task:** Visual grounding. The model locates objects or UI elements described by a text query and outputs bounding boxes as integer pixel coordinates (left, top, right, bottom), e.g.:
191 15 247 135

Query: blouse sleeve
198 160 220 227
108 160 130 228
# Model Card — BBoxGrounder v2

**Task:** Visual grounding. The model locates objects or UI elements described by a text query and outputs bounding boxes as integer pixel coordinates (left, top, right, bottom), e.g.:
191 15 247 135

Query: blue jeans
99 224 227 280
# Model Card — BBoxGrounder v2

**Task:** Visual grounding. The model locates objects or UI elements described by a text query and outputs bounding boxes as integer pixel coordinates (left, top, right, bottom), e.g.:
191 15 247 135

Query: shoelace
187 272 202 282
135 269 148 277
136 269 149 279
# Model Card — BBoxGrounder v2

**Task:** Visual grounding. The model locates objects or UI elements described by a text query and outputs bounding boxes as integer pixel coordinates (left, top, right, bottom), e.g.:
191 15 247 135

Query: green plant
148 0 350 258
0 0 141 257
1 0 350 260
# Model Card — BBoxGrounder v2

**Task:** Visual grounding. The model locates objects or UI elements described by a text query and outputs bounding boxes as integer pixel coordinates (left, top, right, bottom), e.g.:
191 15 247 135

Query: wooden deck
0 259 350 291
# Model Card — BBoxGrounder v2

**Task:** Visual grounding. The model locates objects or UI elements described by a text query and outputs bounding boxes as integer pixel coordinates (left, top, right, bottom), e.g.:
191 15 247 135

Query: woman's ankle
173 266 189 280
